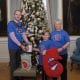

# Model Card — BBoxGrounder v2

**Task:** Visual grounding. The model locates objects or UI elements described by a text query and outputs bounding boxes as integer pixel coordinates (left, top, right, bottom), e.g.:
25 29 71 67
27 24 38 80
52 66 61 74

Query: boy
39 30 61 80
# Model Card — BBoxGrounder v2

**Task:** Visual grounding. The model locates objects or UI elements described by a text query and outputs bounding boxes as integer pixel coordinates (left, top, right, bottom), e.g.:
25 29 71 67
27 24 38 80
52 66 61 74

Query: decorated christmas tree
21 0 48 67
21 0 48 44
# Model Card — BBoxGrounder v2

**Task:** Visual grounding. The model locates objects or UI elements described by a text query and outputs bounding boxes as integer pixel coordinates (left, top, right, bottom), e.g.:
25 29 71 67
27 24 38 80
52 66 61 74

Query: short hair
14 10 22 15
42 30 50 35
54 19 63 24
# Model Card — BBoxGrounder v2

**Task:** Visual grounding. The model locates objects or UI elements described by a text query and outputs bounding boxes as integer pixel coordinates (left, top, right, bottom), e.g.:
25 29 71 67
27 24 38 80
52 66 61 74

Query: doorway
0 0 7 36
63 0 80 35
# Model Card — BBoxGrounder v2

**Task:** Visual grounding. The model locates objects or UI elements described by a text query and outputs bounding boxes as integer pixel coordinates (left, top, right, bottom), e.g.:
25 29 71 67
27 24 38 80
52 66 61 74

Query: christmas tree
21 0 48 44
21 0 48 67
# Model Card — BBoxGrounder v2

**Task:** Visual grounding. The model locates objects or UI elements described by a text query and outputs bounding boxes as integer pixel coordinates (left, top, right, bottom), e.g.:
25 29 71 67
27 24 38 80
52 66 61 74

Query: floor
0 62 80 80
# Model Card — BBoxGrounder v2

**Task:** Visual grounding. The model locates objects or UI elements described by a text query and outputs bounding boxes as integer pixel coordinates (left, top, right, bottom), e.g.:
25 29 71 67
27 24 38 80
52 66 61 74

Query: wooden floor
0 62 80 80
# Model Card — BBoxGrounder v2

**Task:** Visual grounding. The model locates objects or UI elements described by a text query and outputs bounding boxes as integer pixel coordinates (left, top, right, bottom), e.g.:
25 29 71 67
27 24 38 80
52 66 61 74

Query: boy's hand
42 50 46 55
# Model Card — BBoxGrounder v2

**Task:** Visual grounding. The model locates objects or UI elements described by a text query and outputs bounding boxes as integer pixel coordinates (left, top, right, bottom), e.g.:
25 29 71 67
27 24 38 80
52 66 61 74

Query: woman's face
54 21 62 30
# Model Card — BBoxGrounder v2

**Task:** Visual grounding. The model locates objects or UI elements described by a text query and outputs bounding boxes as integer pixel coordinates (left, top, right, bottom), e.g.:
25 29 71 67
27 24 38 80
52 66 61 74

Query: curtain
46 0 59 31
10 0 21 20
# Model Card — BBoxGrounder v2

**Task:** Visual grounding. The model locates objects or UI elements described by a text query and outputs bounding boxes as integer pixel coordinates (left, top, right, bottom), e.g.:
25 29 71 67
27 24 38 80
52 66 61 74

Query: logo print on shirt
54 34 61 41
16 27 22 34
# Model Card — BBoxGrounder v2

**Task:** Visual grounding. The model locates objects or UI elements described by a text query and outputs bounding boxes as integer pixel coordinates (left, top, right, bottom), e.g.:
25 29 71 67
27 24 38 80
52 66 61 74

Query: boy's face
42 32 50 40
14 11 22 21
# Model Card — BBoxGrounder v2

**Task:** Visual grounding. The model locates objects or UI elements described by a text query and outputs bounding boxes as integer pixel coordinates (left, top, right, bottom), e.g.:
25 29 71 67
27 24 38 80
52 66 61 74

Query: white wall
0 37 79 62
0 37 9 62
57 0 63 20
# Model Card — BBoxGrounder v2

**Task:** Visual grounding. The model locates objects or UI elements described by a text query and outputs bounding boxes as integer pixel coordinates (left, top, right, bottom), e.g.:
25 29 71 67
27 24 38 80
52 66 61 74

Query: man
7 10 29 80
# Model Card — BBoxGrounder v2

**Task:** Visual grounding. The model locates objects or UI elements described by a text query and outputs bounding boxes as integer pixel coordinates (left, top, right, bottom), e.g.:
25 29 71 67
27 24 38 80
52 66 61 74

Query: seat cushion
13 67 36 77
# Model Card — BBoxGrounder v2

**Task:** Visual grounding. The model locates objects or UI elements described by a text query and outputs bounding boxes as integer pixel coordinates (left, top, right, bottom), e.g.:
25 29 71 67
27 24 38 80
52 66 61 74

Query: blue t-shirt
39 40 55 65
50 30 70 55
7 21 25 49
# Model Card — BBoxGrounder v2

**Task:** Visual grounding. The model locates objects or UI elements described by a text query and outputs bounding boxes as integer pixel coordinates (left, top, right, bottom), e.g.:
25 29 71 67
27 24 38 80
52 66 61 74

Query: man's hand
20 44 26 52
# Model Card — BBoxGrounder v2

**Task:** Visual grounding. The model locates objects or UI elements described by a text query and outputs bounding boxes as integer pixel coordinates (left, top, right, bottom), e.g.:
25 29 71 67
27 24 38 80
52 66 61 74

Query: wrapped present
21 53 32 70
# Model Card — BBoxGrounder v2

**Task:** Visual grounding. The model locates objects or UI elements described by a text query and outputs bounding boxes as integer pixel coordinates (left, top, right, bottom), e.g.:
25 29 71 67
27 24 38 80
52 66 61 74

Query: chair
70 38 80 71
13 67 37 80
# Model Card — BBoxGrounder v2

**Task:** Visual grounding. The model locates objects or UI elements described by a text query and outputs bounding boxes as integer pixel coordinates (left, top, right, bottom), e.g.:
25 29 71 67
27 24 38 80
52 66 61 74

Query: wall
7 0 21 21
10 0 21 20
0 37 79 62
0 37 9 62
47 0 58 30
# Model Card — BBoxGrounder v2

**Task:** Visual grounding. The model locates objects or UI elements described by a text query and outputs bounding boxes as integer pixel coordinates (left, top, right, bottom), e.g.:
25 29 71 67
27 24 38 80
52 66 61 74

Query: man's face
14 11 22 21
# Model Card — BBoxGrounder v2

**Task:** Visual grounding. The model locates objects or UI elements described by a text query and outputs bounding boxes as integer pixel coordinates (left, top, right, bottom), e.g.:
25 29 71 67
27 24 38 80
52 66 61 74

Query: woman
50 19 70 80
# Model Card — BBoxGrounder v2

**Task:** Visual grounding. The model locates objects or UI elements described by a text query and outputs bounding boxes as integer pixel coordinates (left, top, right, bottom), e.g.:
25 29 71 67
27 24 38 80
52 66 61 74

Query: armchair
70 38 80 71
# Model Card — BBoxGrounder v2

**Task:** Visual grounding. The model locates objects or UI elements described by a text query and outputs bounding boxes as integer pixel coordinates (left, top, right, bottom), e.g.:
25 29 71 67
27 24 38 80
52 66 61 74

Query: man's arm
9 32 21 47
22 32 30 44
9 32 26 51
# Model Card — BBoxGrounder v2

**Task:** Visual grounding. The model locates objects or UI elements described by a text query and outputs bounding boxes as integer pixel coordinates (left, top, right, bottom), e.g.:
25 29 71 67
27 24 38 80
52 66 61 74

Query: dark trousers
37 65 48 80
9 49 21 80
52 53 68 80
42 67 48 80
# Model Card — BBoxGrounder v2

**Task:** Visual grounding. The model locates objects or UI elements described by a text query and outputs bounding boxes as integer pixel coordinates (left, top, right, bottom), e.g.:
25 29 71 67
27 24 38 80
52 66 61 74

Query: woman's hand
58 48 63 52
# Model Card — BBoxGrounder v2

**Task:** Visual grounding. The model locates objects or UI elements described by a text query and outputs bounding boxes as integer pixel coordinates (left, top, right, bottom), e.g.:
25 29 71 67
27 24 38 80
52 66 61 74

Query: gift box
21 53 32 70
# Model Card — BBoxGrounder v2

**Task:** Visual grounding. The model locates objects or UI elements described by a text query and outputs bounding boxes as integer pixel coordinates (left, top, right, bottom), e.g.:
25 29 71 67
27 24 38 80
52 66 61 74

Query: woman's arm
62 42 70 50
58 42 70 52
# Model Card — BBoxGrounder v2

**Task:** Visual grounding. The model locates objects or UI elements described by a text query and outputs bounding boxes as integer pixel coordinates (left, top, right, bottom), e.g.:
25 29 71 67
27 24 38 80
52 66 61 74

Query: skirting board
0 57 70 63
0 57 9 62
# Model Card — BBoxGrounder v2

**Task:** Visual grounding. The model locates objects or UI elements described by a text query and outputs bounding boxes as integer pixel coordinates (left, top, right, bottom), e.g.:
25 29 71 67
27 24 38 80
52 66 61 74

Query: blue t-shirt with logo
50 30 70 55
7 21 25 49
39 40 55 65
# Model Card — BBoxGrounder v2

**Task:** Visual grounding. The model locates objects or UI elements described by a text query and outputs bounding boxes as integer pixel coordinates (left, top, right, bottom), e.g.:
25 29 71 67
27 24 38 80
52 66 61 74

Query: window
63 0 80 35
0 0 7 36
